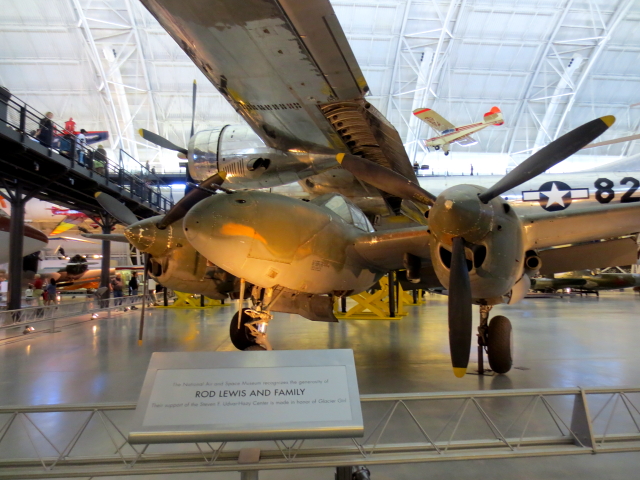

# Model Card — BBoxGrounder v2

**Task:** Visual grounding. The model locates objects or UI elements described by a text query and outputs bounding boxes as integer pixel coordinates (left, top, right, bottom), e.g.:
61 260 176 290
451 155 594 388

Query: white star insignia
542 183 570 208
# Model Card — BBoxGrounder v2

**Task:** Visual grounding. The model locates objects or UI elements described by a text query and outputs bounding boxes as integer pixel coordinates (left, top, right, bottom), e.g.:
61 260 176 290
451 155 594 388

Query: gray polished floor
1 291 639 479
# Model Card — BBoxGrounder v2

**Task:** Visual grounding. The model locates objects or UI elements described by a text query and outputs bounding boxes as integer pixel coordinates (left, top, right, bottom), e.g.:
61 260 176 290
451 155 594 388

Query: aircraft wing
413 108 455 133
353 227 430 271
50 216 84 236
140 0 362 152
454 135 478 147
140 0 417 183
80 233 129 243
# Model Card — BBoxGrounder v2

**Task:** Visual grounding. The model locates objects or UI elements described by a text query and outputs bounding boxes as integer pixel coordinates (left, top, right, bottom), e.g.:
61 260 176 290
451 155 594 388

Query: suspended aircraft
88 0 640 378
0 212 49 264
38 254 144 291
48 207 98 236
412 107 504 155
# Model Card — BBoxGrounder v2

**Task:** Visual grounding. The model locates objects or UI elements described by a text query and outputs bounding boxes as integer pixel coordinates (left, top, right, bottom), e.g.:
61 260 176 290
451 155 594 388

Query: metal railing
0 91 174 212
0 295 153 341
0 386 639 478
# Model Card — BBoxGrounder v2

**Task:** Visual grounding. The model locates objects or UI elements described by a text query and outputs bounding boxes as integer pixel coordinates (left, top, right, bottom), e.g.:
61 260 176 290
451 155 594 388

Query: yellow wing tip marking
453 367 467 378
601 115 615 127
336 153 345 164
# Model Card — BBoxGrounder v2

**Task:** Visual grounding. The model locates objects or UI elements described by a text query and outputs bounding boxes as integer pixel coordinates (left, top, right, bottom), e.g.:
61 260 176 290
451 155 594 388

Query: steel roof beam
552 0 634 139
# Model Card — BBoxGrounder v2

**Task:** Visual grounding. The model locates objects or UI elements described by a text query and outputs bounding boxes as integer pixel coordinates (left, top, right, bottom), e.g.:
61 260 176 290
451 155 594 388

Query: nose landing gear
230 308 272 351
230 285 285 351
477 305 513 374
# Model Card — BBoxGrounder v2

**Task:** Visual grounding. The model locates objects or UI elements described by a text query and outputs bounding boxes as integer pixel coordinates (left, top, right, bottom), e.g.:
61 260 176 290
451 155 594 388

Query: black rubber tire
444 151 450 156
244 345 266 351
335 466 353 480
487 315 513 374
230 308 257 350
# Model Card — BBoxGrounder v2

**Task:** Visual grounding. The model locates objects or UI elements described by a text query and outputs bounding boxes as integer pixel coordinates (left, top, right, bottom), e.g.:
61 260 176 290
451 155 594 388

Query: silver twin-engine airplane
91 0 640 378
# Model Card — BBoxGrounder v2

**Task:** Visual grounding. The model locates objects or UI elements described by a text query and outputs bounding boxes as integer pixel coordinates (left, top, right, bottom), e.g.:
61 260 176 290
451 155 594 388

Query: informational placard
128 350 362 443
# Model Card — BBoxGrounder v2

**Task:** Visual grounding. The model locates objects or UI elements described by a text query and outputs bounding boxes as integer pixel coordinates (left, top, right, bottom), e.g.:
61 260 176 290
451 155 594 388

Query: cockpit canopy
311 194 374 232
442 128 455 135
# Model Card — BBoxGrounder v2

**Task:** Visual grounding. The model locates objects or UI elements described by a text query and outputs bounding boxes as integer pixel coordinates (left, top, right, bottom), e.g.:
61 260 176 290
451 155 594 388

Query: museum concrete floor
1 290 640 479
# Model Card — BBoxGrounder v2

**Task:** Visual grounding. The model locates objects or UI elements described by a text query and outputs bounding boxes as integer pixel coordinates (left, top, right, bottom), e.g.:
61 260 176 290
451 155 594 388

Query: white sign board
128 350 362 443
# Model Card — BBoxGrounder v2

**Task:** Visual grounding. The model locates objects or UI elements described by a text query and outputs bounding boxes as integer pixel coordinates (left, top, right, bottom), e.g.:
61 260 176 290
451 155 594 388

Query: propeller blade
336 153 436 206
138 129 188 155
479 115 615 203
190 80 197 138
156 172 227 229
80 233 129 243
94 192 138 226
448 236 472 378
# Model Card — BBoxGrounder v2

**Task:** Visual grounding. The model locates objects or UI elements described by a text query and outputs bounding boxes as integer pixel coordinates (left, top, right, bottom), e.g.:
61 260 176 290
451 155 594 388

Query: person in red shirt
33 274 44 307
64 118 76 135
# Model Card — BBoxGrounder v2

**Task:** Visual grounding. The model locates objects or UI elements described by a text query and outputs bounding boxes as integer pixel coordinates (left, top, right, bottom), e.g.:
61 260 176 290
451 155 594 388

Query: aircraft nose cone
183 193 258 268
429 185 493 244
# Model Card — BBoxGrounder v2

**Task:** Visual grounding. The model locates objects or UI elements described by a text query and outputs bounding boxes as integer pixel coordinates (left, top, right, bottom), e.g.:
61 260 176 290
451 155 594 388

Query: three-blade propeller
335 115 614 376
139 80 198 158
138 129 187 155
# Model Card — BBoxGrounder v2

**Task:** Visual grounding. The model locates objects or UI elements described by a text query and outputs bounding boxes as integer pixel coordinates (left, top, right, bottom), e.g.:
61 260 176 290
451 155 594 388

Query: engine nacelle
523 252 542 276
124 216 240 299
429 185 525 303
188 125 337 189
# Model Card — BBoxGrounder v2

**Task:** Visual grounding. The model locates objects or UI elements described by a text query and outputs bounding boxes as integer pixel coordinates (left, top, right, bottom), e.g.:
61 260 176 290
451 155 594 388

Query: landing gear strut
229 285 284 351
477 305 513 374
229 308 272 351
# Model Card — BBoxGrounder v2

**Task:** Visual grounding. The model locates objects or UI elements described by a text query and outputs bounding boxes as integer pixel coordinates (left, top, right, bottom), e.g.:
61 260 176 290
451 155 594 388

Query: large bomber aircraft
90 0 640 378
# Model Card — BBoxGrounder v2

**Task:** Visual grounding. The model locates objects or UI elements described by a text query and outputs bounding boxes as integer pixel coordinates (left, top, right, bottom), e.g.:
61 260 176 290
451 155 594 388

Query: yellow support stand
403 288 424 305
157 291 229 308
334 276 408 320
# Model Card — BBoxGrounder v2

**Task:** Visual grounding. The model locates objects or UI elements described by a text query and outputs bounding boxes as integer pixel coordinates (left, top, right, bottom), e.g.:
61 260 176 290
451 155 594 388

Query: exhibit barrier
1 386 639 478
0 295 154 341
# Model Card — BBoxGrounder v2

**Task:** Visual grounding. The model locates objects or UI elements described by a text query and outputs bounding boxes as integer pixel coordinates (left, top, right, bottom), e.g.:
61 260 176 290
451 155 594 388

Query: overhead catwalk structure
0 88 174 310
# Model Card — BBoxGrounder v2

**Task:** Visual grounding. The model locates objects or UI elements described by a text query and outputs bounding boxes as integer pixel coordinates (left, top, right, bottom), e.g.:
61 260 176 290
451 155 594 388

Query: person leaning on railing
36 112 54 148
76 129 87 166
94 144 107 176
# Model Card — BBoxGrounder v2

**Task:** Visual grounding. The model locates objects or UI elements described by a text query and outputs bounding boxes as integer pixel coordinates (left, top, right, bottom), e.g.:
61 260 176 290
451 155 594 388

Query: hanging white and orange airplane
413 106 504 155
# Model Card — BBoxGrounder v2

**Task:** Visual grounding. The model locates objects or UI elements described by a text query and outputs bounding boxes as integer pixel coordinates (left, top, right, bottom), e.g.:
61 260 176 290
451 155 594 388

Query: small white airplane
413 106 504 155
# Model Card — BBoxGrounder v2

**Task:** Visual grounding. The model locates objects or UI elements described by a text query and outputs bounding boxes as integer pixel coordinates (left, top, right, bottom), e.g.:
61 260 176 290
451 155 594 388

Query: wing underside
141 0 418 191
454 135 478 146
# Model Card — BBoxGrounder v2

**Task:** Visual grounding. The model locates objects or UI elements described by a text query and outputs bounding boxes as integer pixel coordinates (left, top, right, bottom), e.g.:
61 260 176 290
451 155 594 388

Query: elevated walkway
0 90 173 217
